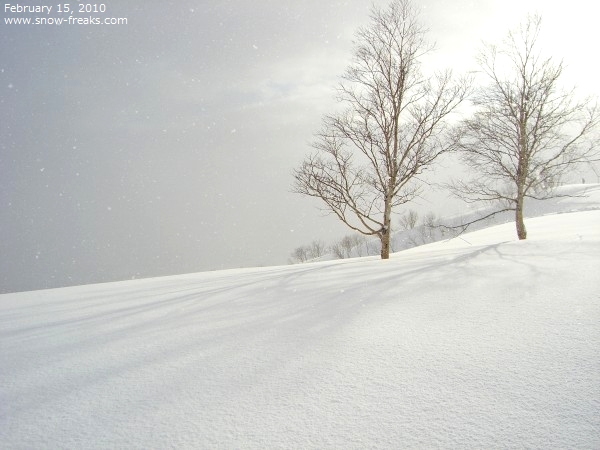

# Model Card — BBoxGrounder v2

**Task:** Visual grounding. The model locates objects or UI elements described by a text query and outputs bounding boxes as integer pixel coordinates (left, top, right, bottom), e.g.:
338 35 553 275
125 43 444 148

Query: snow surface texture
1 186 599 449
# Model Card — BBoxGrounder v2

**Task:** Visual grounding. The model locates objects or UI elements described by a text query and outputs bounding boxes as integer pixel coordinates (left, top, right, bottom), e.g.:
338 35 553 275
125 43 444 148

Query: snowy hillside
339 183 600 259
1 186 599 449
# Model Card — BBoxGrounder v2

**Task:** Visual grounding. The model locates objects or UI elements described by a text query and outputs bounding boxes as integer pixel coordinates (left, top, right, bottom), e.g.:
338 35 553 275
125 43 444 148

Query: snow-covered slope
1 193 599 448
355 183 600 258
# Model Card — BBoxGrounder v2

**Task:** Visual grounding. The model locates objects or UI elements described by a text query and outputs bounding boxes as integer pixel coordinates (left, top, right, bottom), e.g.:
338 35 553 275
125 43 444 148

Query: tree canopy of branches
292 0 470 259
451 15 599 239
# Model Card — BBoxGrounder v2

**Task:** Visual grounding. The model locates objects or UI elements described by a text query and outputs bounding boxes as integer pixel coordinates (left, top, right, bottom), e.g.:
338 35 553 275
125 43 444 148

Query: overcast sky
1 0 598 293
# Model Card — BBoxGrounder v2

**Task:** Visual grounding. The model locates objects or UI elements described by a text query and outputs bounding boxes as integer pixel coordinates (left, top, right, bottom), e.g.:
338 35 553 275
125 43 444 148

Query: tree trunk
380 194 393 259
380 228 390 259
515 110 529 241
515 196 527 240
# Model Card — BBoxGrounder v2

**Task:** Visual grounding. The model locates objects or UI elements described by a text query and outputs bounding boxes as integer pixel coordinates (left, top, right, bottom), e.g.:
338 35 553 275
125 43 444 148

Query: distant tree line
289 209 466 264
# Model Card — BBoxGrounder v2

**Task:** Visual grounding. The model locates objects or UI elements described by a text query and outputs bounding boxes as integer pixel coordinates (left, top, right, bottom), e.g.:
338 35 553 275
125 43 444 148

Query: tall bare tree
292 0 470 259
451 15 599 239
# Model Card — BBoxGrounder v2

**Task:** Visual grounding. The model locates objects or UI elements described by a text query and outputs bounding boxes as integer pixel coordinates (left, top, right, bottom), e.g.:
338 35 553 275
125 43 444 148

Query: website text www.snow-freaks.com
4 16 127 25
4 3 128 26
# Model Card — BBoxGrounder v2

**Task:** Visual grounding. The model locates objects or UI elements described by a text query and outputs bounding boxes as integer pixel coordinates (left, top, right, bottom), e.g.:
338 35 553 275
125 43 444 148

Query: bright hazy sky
1 0 598 292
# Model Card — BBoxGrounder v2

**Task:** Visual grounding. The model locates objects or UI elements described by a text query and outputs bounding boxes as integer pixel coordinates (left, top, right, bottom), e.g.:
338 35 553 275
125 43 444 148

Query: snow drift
1 185 599 449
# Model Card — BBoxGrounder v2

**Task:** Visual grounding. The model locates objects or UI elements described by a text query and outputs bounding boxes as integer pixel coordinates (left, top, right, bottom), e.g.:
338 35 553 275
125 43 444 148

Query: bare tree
289 246 310 264
292 0 470 259
309 240 327 259
450 15 599 239
421 211 438 241
329 234 371 259
329 242 346 259
351 234 369 257
340 235 357 258
399 209 419 231
289 240 327 264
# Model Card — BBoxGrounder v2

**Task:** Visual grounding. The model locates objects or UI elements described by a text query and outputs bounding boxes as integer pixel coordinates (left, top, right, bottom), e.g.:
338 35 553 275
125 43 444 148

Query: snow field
1 199 599 448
